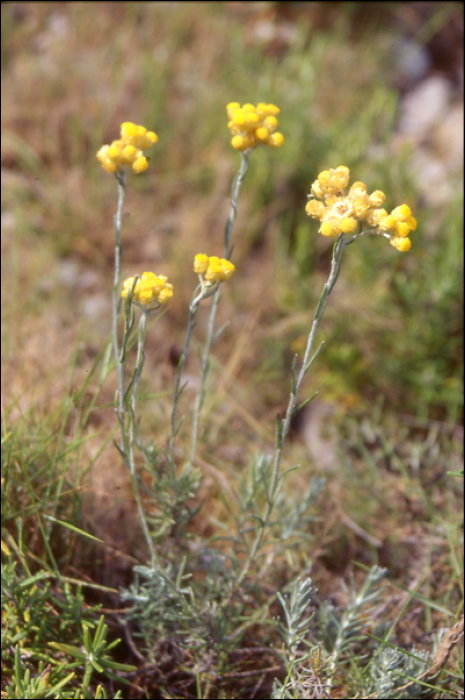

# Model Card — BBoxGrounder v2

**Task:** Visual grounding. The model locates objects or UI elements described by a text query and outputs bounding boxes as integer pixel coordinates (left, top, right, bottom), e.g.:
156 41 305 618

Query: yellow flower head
310 166 350 199
305 199 327 219
97 122 158 174
227 102 284 151
378 204 417 238
122 271 173 311
120 122 158 150
194 254 235 284
390 236 412 252
193 254 210 275
306 166 416 251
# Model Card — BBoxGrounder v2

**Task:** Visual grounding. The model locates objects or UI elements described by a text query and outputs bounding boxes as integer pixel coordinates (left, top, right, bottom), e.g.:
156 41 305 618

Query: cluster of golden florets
305 166 416 251
122 272 173 310
97 117 417 255
194 254 235 283
97 122 158 174
121 257 236 312
226 102 284 152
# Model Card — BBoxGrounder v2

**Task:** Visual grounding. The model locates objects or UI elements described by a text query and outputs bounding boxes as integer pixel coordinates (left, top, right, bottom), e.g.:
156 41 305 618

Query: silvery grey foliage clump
321 565 387 688
367 645 430 699
271 566 455 699
273 567 389 699
277 577 316 658
273 577 330 699
276 476 326 542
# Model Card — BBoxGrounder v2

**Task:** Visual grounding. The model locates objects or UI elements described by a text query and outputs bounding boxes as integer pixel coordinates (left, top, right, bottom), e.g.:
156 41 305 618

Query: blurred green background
2 1 462 431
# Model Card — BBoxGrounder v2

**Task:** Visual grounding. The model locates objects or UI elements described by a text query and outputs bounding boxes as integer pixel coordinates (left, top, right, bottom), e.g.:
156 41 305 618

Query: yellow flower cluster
227 102 284 151
305 166 417 252
122 271 173 310
194 254 235 283
97 122 158 174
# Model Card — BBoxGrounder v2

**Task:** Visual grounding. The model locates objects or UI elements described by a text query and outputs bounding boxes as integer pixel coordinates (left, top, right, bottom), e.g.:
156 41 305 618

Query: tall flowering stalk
117 274 172 563
97 123 171 563
189 103 284 465
169 255 235 468
97 123 159 416
235 166 416 587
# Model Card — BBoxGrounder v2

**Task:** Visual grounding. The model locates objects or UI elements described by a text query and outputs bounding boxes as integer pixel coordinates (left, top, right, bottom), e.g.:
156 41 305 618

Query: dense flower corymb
194 254 235 284
97 122 158 174
305 166 417 251
122 272 173 311
227 102 284 151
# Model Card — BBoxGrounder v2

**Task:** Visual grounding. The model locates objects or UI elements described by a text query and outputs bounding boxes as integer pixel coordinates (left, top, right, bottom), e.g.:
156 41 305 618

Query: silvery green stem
188 287 218 466
112 171 127 418
169 283 218 468
225 150 250 259
237 234 347 586
130 310 147 420
127 311 158 563
114 291 136 463
110 174 158 565
189 152 250 465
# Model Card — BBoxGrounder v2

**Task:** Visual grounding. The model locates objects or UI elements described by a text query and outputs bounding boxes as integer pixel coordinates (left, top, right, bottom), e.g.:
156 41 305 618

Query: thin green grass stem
189 151 250 465
237 234 347 587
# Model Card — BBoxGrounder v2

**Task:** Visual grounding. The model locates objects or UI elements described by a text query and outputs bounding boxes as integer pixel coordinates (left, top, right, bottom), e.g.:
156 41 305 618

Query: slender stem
127 311 158 563
131 311 147 420
188 287 218 465
189 152 250 465
115 295 135 463
225 151 250 259
110 173 158 565
111 174 132 491
169 283 218 467
237 234 347 586
112 171 127 417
